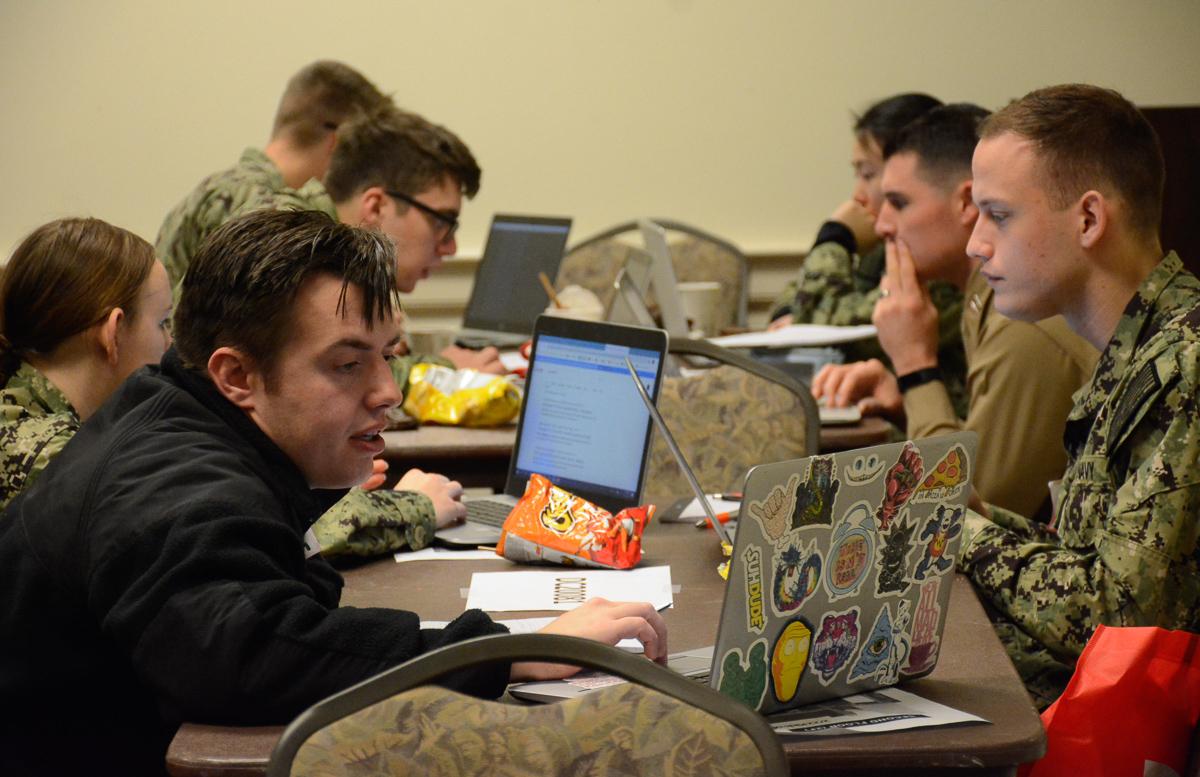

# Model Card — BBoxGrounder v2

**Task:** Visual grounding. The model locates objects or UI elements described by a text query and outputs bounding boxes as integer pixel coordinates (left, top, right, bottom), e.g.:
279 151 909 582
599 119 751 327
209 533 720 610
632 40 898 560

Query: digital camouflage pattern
290 682 769 776
959 252 1200 708
312 487 436 557
772 239 969 418
156 148 337 292
0 362 80 510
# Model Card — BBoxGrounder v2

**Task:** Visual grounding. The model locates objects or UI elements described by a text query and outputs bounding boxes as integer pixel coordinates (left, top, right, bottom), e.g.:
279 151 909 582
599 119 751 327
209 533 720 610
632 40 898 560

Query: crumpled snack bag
496 474 652 569
402 364 521 427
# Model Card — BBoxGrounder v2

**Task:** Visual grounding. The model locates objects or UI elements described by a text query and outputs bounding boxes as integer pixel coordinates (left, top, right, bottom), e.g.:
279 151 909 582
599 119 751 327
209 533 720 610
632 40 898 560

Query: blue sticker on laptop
848 601 911 685
824 501 876 601
772 537 822 615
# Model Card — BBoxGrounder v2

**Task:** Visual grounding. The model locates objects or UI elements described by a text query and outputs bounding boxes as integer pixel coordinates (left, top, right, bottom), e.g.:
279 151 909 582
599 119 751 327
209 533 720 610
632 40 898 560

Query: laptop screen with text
513 334 662 506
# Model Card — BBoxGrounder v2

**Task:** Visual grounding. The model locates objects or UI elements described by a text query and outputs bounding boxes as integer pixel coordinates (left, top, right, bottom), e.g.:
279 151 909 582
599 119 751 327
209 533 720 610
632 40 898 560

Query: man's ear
1078 190 1108 249
95 308 125 366
207 347 261 411
956 180 979 226
355 186 389 228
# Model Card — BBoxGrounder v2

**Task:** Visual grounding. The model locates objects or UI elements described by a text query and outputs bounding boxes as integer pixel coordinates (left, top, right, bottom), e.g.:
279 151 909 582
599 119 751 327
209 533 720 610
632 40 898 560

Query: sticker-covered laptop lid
710 432 978 714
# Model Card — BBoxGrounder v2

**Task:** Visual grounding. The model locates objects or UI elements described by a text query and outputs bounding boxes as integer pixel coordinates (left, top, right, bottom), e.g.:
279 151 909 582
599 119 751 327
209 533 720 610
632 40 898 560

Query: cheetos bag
1020 626 1200 777
496 474 652 569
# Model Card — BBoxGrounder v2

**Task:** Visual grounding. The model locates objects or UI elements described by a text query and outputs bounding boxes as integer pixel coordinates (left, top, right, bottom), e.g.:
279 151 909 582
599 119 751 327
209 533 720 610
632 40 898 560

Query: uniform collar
1069 251 1185 423
1 361 79 421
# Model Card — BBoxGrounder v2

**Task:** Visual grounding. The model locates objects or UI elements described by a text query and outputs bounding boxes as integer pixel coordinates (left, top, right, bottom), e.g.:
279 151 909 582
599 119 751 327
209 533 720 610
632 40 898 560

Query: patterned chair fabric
556 222 748 332
643 364 812 507
287 682 768 777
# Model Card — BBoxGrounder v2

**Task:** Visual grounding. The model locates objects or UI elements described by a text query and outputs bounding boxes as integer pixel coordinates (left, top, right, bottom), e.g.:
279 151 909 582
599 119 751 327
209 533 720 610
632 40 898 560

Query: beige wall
3 0 1198 326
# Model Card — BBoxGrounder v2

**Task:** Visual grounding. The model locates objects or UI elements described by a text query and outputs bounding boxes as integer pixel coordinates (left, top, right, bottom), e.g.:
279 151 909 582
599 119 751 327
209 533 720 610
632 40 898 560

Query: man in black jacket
0 209 666 776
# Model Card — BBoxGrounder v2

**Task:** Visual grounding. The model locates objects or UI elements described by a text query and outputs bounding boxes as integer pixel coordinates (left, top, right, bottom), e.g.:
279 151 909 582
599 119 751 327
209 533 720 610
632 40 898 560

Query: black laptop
456 214 572 348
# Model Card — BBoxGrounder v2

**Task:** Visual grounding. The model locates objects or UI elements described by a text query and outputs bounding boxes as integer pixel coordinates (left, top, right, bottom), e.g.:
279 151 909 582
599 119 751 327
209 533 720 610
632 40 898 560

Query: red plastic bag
1021 625 1200 777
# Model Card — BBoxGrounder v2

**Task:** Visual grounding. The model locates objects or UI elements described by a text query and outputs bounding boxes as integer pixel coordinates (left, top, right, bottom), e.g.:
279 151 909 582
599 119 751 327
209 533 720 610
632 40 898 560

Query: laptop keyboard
466 499 513 527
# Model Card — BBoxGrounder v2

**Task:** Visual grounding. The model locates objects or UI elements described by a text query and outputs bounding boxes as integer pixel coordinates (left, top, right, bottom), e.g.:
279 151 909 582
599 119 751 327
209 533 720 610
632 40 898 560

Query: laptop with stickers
710 431 977 712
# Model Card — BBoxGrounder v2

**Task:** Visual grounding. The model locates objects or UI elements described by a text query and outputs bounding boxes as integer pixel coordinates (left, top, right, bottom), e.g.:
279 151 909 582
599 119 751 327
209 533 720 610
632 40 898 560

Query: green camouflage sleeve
786 241 884 327
958 394 1200 663
390 353 455 397
311 487 437 557
0 418 75 510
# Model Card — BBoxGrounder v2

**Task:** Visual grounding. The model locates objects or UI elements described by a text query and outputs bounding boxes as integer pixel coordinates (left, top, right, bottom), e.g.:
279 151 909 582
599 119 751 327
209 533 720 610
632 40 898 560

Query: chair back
642 338 819 506
266 634 788 777
558 220 749 331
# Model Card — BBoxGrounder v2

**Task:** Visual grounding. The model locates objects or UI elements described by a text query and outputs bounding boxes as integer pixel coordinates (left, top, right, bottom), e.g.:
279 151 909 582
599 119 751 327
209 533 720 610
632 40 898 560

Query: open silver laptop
512 424 978 711
436 316 668 546
456 214 572 348
606 219 689 338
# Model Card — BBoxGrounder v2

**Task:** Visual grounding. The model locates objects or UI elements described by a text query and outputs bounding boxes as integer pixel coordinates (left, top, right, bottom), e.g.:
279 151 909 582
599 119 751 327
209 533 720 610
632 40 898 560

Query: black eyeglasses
386 190 459 242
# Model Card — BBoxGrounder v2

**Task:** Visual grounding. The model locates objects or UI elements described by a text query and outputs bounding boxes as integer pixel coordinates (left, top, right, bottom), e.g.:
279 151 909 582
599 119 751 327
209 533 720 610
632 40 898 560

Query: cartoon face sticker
718 639 769 710
742 545 766 634
848 602 910 685
912 505 963 581
824 501 875 601
913 444 969 502
843 452 885 484
539 487 577 535
772 538 822 614
746 474 799 541
875 443 923 531
809 607 860 685
792 456 840 529
904 579 942 676
875 512 917 596
771 618 813 703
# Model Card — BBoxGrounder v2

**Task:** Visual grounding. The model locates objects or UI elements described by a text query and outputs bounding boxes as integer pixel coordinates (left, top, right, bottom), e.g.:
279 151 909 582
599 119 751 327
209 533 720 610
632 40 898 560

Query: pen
695 511 735 529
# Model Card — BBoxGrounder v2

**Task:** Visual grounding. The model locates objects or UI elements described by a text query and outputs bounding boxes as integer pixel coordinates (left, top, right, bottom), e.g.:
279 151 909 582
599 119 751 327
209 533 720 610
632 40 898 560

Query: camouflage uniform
771 226 969 418
0 363 80 510
156 148 337 290
959 252 1200 708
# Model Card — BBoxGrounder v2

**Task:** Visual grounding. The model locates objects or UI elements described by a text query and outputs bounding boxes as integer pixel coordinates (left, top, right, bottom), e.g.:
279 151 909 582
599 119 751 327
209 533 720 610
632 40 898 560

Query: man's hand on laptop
396 468 467 528
509 598 669 682
441 344 505 374
812 359 904 423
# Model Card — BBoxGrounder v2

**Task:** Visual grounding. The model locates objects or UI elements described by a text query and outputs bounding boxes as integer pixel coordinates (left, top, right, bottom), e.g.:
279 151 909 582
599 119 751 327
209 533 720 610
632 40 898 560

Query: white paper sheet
394 547 504 563
709 324 877 349
678 497 741 520
421 616 644 651
465 565 673 612
768 687 988 736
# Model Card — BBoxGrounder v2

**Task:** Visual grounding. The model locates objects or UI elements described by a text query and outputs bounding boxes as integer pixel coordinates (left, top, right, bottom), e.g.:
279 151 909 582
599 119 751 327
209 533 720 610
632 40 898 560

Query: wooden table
167 522 1044 776
382 416 894 490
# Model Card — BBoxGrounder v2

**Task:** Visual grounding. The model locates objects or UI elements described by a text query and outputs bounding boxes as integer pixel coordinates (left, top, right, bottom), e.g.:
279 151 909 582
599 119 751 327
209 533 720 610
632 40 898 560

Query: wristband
896 366 943 393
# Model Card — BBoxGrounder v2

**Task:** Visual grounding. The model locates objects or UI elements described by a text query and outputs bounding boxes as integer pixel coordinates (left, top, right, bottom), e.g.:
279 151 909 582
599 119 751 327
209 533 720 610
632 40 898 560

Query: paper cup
677 281 722 337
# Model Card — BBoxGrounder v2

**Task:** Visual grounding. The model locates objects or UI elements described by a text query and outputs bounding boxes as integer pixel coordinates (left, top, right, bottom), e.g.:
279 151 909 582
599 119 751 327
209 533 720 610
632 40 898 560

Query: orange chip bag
495 474 652 569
